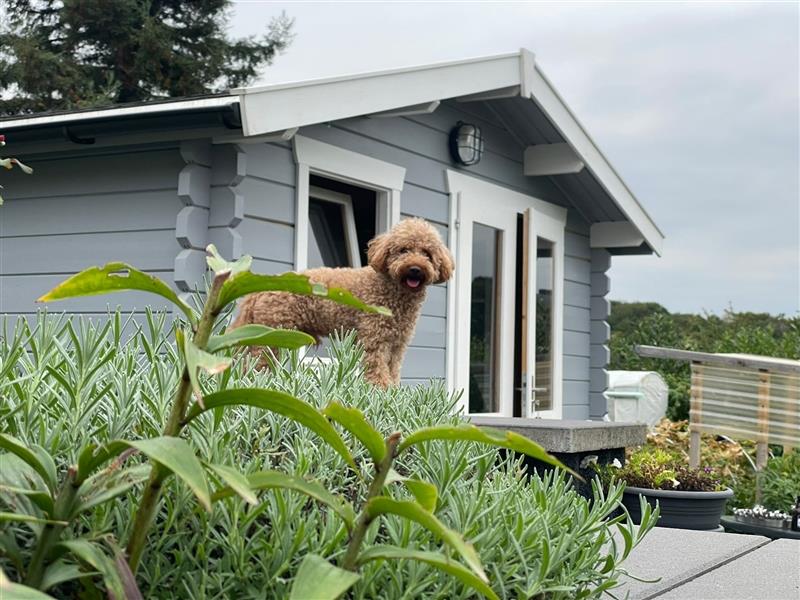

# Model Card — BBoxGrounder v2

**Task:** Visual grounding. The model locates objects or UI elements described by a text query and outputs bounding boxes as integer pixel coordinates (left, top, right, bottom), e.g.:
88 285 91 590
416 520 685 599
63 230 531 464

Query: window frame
308 185 361 268
293 135 406 271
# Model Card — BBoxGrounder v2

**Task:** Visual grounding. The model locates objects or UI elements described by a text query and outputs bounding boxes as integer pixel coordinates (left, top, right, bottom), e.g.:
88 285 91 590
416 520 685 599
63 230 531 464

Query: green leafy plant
1 247 580 598
759 451 800 512
0 134 34 205
595 447 725 492
1 313 657 598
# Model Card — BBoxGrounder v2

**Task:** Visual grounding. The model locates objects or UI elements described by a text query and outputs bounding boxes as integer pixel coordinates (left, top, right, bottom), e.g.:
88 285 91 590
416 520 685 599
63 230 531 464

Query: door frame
445 170 567 418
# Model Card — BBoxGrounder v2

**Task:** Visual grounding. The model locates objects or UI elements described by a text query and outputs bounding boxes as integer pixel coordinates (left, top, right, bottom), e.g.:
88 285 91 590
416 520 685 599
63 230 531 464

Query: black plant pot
622 486 734 530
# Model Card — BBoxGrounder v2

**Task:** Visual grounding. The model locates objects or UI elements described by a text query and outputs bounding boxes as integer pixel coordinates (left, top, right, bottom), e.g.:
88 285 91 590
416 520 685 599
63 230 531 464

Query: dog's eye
423 250 432 260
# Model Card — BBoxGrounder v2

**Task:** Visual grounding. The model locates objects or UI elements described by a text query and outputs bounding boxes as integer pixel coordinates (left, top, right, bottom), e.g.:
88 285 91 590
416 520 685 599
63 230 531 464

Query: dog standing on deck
231 218 454 387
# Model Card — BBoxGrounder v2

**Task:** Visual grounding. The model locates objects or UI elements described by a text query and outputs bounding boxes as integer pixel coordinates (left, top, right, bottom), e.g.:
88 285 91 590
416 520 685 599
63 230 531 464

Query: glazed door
448 171 566 419
455 195 518 416
523 208 564 418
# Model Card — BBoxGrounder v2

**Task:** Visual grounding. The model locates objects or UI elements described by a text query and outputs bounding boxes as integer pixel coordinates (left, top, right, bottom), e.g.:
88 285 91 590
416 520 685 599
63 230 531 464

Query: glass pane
469 223 501 413
308 198 349 268
535 238 554 411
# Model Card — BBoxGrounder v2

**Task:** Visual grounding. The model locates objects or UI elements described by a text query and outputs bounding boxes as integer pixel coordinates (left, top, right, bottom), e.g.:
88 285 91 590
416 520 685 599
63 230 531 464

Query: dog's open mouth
402 275 424 290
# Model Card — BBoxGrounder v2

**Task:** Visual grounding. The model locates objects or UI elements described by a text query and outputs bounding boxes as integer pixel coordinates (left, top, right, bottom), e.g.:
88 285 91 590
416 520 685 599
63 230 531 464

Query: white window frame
445 170 567 418
293 135 406 271
308 186 361 267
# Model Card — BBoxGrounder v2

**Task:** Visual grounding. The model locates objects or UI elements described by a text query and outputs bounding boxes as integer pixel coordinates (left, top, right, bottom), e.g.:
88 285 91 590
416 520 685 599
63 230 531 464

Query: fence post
689 362 703 469
755 369 771 503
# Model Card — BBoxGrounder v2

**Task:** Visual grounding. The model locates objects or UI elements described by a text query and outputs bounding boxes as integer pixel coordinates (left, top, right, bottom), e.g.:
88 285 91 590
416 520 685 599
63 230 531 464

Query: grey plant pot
622 486 734 530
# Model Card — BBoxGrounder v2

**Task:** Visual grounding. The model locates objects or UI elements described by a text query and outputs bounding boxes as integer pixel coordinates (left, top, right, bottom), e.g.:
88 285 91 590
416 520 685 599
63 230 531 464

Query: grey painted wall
0 144 185 330
0 99 606 419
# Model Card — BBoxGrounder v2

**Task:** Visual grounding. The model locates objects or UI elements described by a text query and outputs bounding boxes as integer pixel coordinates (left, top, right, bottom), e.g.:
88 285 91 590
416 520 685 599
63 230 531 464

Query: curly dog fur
231 218 454 387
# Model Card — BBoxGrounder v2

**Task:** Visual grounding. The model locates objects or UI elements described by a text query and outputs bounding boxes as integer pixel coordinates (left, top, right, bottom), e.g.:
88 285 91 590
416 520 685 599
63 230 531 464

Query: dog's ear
434 245 455 284
367 233 391 273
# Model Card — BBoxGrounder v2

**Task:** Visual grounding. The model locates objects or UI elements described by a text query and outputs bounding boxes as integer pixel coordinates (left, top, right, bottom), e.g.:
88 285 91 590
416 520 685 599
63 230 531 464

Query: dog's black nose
408 266 422 276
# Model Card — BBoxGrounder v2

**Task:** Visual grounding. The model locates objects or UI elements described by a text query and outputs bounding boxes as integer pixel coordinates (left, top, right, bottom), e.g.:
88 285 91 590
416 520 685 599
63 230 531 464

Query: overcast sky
231 1 799 317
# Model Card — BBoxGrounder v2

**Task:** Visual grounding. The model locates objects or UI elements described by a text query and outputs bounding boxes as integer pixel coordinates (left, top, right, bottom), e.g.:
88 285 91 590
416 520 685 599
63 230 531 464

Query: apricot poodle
231 218 454 387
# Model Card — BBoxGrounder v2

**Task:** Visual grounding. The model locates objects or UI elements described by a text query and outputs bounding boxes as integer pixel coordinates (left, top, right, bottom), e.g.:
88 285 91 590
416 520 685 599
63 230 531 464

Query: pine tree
0 1 293 115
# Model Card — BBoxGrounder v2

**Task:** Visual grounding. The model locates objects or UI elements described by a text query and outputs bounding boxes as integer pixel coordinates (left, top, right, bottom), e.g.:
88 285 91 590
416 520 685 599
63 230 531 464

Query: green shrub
596 447 725 492
759 451 800 512
1 309 656 598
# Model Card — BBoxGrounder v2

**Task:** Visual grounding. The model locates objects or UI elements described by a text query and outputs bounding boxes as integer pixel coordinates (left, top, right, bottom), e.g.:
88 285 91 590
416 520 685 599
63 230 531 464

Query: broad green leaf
0 512 67 526
358 546 499 600
41 560 91 592
365 497 486 582
0 570 54 599
403 479 438 513
206 244 252 276
382 470 438 513
205 463 257 505
126 438 211 511
0 434 58 494
0 485 54 515
183 338 232 399
206 325 315 353
76 441 130 482
289 554 360 600
187 389 357 472
398 424 576 477
322 402 386 464
58 540 125 600
74 465 151 516
216 271 391 316
212 470 355 529
36 263 195 323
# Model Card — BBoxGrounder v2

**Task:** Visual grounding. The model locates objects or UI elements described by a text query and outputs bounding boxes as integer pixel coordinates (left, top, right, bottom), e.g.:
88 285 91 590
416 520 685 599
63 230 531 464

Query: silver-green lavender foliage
0 311 651 599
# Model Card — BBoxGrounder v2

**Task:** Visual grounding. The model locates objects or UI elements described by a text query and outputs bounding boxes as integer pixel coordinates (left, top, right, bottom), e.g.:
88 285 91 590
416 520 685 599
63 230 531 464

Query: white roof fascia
236 52 522 137
519 55 665 256
0 96 239 131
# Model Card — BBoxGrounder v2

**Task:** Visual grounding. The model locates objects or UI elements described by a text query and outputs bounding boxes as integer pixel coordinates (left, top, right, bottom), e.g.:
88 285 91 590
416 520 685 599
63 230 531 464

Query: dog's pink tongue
406 278 421 289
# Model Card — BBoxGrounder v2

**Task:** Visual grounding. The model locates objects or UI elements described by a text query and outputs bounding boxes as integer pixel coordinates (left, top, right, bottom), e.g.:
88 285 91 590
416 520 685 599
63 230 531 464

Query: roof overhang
0 49 663 255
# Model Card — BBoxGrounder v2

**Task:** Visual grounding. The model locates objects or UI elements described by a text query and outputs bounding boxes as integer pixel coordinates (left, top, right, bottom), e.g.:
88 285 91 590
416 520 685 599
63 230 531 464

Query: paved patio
616 528 800 599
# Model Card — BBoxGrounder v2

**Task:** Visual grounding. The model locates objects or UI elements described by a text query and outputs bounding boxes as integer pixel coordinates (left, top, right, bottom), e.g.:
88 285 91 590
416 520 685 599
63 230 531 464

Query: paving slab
614 527 770 600
659 538 800 600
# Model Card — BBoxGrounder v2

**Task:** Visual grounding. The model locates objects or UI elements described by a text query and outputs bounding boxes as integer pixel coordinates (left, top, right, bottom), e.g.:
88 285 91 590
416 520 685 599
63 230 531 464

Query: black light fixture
449 121 484 166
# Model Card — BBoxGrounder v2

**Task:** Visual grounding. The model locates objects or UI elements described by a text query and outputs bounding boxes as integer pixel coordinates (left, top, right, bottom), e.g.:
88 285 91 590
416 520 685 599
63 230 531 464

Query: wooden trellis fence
634 346 800 474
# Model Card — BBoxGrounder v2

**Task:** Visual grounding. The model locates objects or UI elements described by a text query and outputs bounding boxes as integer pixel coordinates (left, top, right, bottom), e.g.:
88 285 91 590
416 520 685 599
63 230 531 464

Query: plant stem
125 272 228 572
341 433 401 572
25 468 79 588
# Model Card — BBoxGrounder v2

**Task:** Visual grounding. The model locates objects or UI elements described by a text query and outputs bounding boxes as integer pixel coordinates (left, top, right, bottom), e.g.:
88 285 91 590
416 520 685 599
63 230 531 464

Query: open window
307 176 380 268
293 135 406 271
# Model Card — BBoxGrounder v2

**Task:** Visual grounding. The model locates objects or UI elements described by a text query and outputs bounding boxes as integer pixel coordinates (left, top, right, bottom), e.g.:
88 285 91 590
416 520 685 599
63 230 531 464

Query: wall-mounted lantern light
449 121 484 166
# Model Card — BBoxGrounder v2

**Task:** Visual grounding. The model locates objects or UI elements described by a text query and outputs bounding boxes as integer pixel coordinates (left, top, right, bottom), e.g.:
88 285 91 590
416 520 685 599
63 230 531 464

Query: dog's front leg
360 338 393 388
387 343 407 385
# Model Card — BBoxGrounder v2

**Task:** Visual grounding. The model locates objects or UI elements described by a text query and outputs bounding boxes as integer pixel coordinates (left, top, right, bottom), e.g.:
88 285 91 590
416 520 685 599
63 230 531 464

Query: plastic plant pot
622 486 734 530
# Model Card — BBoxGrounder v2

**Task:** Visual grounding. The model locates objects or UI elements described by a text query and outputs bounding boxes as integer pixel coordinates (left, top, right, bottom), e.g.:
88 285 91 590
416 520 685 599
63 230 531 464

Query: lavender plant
0 247 588 598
